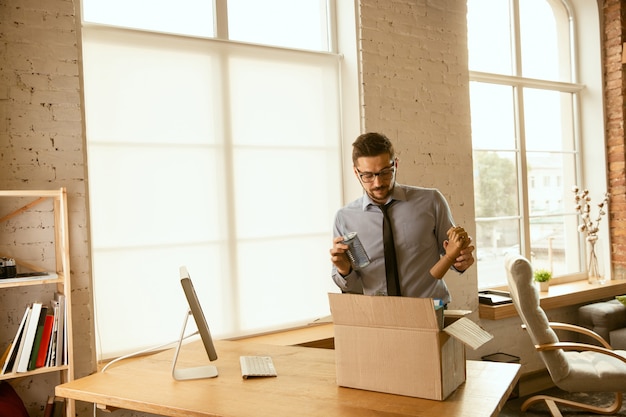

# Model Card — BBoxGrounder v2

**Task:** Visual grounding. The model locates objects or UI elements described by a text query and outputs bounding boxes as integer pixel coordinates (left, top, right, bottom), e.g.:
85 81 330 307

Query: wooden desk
56 340 520 417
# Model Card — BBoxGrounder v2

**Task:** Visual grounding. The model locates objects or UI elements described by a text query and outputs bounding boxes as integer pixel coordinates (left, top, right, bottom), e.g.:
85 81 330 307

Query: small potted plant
534 268 552 292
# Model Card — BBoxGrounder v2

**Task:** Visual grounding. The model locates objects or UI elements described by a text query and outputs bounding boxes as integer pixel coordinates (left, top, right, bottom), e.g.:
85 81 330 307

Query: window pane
228 0 329 51
228 47 340 147
82 30 219 145
467 0 513 75
474 149 521 289
528 153 565 216
519 0 570 81
82 0 215 38
524 89 575 152
474 151 519 219
470 82 516 150
527 151 580 276
476 218 520 289
238 235 331 328
530 213 582 276
83 26 342 356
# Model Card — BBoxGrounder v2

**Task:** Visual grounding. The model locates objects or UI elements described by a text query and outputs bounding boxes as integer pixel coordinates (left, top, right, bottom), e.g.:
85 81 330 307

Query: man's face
354 154 396 205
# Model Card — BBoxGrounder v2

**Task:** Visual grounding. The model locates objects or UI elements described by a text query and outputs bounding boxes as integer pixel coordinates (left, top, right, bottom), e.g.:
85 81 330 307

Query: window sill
229 320 334 349
479 279 626 320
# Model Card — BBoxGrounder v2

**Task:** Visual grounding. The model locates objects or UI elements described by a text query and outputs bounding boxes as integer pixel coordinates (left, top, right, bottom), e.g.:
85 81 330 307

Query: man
329 132 475 304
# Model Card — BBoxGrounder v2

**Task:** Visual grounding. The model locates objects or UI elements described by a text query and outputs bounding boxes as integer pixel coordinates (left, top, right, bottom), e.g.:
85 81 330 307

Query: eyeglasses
356 164 396 183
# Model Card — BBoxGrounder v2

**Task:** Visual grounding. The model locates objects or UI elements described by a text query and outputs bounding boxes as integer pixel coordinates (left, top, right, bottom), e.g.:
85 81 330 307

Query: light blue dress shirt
332 184 457 304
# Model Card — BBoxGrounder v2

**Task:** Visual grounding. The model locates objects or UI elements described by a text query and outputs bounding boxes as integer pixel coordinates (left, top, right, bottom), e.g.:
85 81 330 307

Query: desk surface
56 339 520 417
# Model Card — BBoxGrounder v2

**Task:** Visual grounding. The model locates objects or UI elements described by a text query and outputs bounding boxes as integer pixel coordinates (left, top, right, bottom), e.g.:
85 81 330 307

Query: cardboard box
328 293 491 401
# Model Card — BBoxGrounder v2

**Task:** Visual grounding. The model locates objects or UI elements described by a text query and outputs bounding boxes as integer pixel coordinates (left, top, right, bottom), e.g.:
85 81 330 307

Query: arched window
467 0 606 288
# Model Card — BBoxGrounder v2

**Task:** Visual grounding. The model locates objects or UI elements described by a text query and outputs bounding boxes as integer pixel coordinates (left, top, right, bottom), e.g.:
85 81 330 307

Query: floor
499 387 626 417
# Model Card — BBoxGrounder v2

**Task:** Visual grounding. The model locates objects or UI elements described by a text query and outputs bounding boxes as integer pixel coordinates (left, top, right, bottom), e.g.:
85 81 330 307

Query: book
46 300 59 367
0 343 11 368
54 293 66 366
15 302 42 372
35 314 54 368
3 306 31 374
28 305 48 370
43 395 55 417
52 397 65 417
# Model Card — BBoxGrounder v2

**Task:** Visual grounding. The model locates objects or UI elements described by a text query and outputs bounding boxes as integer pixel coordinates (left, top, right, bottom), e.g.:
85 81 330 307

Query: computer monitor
171 266 219 380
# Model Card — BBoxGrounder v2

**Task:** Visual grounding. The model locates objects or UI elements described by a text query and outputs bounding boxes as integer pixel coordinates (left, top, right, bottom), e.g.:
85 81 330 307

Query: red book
35 315 54 368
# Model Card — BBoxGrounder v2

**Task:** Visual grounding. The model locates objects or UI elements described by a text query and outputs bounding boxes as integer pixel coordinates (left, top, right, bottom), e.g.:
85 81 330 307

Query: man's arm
430 226 473 279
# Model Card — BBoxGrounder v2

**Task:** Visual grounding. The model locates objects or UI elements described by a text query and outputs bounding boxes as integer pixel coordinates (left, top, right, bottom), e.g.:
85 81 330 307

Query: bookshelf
0 188 74 416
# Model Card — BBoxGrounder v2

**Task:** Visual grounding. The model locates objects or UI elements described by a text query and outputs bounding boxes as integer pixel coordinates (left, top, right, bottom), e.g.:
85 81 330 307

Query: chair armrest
535 341 626 362
522 322 613 349
547 322 612 349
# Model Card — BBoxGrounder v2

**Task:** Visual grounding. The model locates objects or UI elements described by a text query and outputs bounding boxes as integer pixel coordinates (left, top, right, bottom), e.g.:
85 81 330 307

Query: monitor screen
179 267 218 361
172 266 218 379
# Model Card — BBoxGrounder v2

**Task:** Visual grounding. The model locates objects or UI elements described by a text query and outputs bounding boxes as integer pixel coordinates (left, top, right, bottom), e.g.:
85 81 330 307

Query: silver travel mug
342 232 371 269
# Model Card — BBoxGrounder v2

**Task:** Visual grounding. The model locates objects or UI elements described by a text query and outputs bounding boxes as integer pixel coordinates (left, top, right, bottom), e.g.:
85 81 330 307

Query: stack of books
0 293 67 374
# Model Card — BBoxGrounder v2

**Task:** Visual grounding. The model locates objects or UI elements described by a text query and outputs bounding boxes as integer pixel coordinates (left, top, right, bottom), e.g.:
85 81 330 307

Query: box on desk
328 293 492 401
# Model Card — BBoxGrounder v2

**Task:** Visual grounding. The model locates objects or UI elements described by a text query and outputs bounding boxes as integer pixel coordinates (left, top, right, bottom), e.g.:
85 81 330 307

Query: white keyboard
239 355 277 379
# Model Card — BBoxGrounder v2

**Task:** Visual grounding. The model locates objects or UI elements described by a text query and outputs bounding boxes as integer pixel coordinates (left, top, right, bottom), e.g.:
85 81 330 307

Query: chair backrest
505 254 570 383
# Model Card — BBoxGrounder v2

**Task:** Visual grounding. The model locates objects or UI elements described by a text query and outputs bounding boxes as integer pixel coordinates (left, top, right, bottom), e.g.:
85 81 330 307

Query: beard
365 181 395 204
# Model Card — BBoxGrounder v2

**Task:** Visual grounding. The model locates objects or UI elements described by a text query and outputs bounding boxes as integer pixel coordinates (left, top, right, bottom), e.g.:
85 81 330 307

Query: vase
587 236 605 284
538 281 550 292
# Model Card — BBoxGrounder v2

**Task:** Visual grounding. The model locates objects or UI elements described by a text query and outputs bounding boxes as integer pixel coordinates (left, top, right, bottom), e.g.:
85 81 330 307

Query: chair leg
521 392 622 417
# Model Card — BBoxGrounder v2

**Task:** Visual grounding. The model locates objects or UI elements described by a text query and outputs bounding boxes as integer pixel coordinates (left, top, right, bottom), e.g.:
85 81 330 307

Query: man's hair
352 132 395 165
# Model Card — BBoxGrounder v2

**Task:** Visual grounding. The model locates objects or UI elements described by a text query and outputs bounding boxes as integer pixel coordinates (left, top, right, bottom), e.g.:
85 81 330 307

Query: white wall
357 0 477 310
0 0 95 415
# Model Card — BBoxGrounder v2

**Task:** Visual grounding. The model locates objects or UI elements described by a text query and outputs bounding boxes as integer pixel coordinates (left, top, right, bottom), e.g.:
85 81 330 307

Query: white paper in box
328 293 493 400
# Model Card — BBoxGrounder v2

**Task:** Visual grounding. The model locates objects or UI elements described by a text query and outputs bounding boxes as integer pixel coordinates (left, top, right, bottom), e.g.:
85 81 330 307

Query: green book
27 306 48 371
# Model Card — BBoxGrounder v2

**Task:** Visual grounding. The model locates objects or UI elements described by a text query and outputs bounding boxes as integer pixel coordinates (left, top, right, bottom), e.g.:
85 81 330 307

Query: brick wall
604 0 626 276
358 0 477 309
0 0 94 415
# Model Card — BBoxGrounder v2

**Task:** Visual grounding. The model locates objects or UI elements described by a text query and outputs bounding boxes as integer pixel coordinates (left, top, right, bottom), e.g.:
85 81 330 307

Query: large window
468 0 603 288
82 0 343 358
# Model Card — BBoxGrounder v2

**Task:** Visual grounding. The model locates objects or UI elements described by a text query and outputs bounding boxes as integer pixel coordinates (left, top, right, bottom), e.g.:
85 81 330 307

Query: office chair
505 254 626 417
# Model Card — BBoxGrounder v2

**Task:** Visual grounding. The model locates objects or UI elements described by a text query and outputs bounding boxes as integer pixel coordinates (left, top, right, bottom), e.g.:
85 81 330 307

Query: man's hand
443 226 475 272
330 236 352 276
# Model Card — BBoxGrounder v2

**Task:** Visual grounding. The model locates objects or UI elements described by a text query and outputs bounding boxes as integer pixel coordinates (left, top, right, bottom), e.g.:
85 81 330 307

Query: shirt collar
361 184 407 210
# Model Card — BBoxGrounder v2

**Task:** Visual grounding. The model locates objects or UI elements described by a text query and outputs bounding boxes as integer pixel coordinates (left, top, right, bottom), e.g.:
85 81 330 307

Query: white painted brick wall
0 0 94 415
357 0 477 310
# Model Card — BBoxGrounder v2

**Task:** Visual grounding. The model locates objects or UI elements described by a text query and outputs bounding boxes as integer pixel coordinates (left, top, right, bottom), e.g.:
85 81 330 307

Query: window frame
81 0 362 360
468 0 608 289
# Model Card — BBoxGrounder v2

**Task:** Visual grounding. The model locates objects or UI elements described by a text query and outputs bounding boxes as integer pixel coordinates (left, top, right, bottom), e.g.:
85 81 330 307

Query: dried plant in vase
572 186 609 284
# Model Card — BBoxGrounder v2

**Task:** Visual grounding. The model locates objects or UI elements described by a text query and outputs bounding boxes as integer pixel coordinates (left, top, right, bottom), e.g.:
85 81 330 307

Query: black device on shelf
478 290 513 305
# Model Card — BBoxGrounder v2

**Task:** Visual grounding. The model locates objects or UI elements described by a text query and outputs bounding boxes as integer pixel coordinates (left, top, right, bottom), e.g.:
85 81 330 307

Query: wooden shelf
0 188 74 416
0 274 63 289
479 279 626 320
0 364 70 381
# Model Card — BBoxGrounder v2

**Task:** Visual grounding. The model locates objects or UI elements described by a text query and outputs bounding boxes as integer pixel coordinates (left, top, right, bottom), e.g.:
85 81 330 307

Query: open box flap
328 293 441 330
443 317 494 350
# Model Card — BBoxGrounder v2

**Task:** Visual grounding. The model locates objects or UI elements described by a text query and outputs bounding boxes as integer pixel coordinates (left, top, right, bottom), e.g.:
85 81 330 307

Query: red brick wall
604 0 626 274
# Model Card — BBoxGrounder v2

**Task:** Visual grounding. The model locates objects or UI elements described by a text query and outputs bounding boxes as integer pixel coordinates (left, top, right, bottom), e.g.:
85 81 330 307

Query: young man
329 132 475 303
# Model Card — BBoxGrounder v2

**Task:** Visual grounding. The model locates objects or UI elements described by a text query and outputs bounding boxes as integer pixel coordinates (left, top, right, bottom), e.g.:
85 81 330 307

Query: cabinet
0 188 74 416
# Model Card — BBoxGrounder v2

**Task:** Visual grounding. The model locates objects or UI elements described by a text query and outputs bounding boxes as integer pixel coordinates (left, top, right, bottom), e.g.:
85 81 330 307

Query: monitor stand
171 309 218 380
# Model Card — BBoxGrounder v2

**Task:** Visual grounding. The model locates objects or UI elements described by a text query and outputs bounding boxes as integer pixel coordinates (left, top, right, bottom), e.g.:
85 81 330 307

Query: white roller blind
83 26 342 358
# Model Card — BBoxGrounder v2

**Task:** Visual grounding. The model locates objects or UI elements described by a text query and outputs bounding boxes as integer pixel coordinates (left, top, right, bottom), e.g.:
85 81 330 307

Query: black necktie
380 202 401 296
